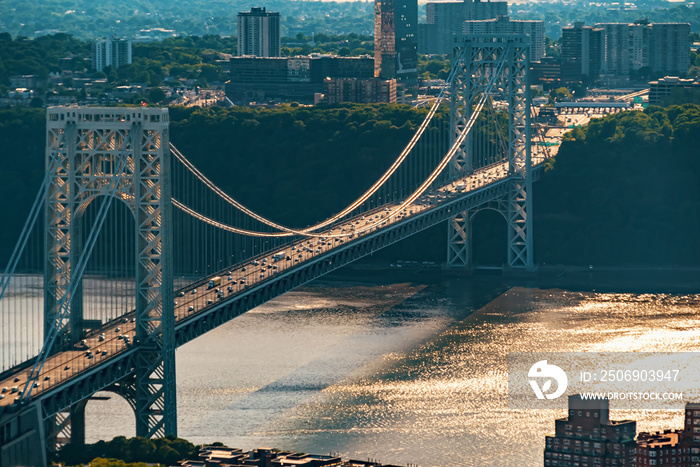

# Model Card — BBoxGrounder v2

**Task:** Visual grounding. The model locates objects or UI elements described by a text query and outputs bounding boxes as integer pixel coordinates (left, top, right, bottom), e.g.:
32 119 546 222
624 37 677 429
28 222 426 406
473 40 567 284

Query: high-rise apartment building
597 23 632 75
682 401 700 463
649 22 691 75
237 7 281 57
595 20 689 78
374 0 396 79
420 3 463 55
463 15 545 61
92 38 132 72
629 21 650 72
561 22 605 84
374 0 418 87
544 395 637 467
419 0 508 54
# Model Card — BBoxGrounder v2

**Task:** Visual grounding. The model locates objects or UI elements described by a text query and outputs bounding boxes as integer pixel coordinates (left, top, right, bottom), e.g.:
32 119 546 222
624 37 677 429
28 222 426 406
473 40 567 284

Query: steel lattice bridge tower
43 108 176 441
0 34 548 466
447 35 533 269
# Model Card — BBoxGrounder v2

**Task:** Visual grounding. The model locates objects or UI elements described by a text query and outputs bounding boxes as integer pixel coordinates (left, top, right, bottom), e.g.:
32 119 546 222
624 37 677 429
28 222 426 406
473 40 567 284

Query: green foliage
551 87 573 102
57 435 197 466
686 50 700 78
535 104 700 265
0 33 89 86
0 34 232 97
87 459 151 467
544 36 561 59
148 87 167 104
418 55 451 80
0 0 374 39
282 33 374 57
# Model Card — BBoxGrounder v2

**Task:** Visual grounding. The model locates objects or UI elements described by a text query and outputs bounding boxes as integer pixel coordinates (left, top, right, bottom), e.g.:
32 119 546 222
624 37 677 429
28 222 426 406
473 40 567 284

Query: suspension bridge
0 35 554 465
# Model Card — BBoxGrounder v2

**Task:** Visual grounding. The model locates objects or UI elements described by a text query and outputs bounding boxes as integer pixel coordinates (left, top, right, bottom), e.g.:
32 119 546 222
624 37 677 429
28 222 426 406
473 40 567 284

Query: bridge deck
0 152 549 411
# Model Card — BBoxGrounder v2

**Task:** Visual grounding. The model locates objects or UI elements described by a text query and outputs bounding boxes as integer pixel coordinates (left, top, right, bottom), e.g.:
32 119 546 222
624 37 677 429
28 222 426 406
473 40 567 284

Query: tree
148 87 167 103
125 437 156 462
551 87 573 102
158 446 182 465
199 63 221 83
529 87 545 99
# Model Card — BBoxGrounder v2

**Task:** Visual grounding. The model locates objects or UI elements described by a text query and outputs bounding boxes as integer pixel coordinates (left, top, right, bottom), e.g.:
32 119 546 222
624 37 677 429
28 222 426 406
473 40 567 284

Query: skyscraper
592 20 690 79
237 7 281 57
629 21 650 72
374 0 418 87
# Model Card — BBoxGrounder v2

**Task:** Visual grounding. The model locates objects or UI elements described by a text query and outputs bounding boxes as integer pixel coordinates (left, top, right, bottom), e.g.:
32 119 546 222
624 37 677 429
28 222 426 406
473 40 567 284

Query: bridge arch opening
76 196 137 331
84 390 136 443
470 208 507 267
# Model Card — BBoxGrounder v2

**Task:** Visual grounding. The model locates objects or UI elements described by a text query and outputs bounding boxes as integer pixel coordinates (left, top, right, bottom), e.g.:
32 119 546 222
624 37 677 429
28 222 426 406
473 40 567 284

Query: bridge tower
44 107 175 446
447 34 534 270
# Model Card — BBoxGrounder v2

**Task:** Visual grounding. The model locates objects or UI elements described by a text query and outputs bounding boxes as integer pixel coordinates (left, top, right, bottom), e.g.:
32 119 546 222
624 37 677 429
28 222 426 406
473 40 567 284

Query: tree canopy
1 104 699 267
57 435 197 466
535 104 700 265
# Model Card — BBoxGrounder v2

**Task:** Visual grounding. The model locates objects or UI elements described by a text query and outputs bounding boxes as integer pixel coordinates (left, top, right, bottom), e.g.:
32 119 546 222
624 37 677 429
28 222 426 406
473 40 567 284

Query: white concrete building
92 38 132 72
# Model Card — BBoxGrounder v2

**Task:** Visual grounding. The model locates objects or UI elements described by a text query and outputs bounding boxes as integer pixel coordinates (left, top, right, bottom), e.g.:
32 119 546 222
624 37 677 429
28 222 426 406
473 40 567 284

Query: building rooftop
637 430 682 449
180 447 402 467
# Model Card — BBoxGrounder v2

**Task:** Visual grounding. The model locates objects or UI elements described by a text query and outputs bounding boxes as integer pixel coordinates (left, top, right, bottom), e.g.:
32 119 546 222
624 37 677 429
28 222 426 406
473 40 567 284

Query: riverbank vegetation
57 435 198 466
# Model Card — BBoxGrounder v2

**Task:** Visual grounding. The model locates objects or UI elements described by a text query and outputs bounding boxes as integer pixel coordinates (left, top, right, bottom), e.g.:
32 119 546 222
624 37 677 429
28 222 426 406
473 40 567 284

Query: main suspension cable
173 49 507 239
169 47 468 237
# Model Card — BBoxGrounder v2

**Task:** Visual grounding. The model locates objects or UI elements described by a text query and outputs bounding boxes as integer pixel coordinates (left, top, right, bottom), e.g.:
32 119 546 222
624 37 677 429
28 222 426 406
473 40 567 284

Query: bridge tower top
47 106 169 128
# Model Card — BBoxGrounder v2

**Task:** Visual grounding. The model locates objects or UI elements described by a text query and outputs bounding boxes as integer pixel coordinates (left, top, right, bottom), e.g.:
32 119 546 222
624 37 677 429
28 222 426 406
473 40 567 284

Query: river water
83 274 700 466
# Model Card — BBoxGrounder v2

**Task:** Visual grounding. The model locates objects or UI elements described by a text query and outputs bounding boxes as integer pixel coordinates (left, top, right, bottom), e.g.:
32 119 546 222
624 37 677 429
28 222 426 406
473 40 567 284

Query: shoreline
313 260 700 295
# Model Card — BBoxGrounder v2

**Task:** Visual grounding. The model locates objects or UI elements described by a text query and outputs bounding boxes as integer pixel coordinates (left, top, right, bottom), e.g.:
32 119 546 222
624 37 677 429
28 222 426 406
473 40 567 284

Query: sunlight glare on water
83 282 700 467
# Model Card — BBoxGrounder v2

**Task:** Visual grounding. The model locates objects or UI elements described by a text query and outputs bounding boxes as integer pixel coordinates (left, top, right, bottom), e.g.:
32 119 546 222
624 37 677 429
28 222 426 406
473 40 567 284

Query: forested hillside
1 104 699 267
536 104 700 265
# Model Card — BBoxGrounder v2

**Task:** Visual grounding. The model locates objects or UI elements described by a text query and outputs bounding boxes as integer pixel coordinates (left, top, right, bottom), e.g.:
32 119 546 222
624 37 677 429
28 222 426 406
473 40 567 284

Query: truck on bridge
273 252 287 262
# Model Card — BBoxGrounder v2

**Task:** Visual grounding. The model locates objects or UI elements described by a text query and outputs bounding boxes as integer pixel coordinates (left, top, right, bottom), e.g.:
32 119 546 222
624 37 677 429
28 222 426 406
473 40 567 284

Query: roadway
0 147 552 409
